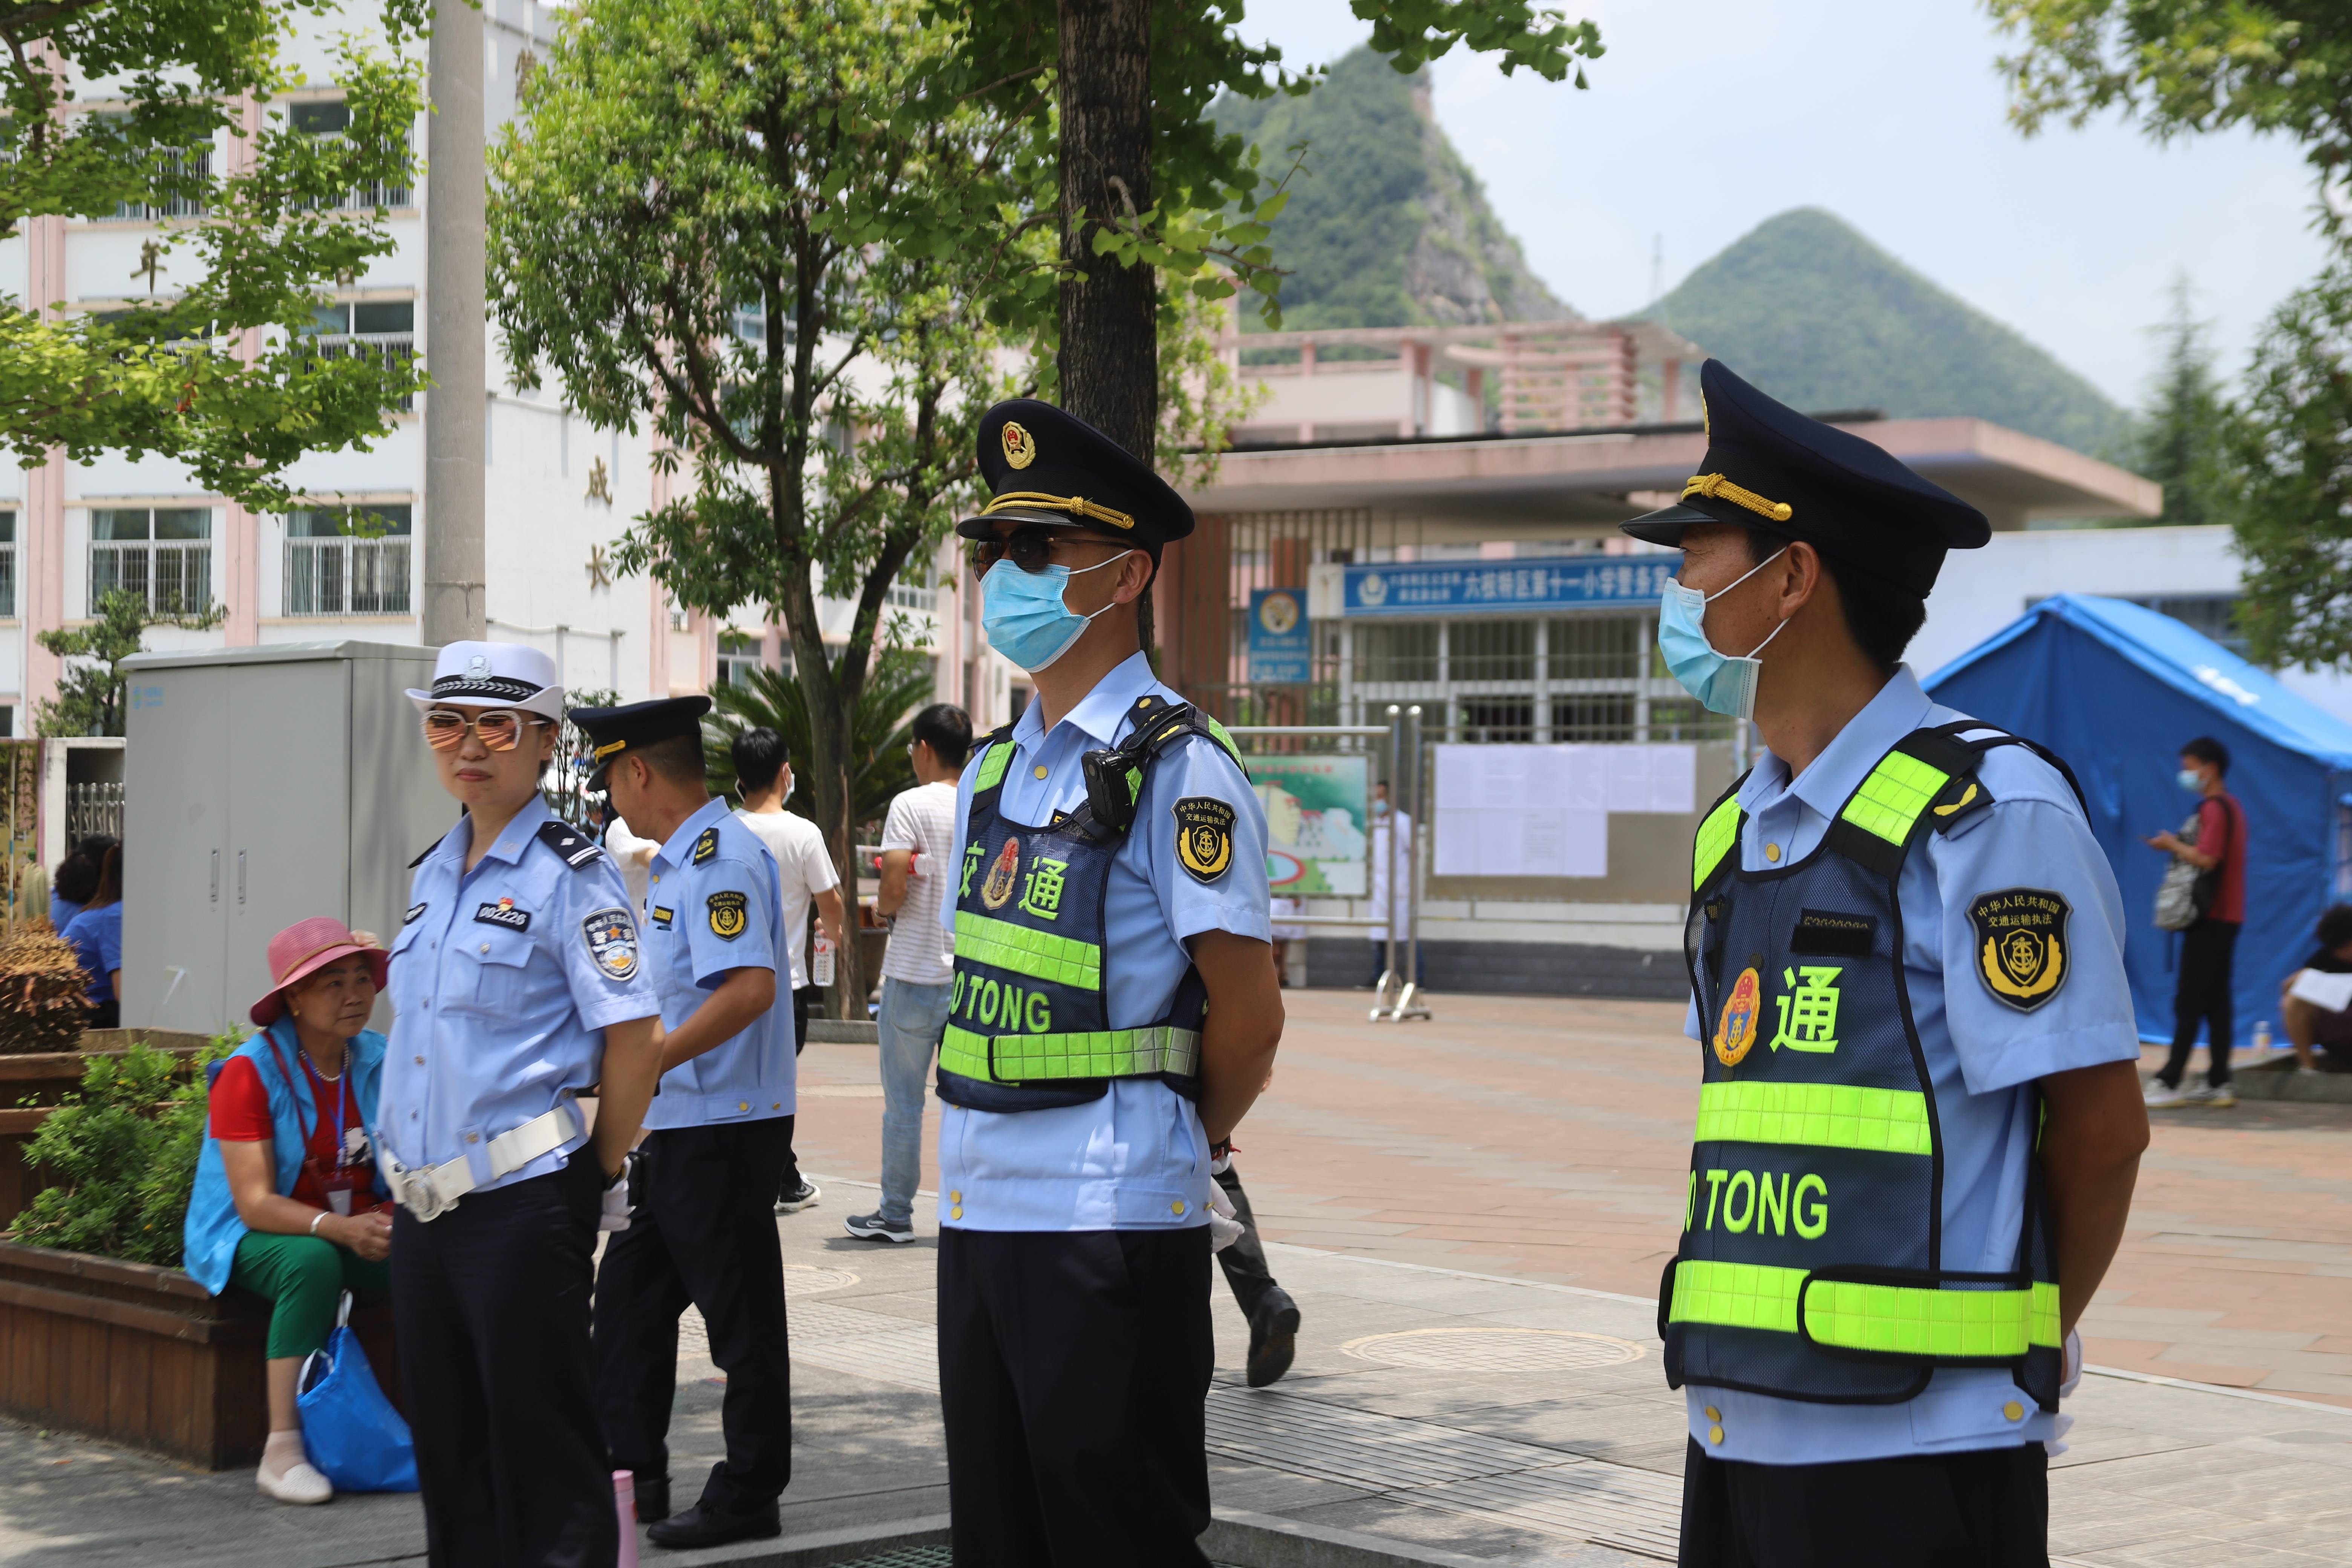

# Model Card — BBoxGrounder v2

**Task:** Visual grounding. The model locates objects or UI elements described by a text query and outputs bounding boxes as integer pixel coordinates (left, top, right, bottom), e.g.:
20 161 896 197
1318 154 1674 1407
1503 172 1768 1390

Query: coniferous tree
2127 278 2236 529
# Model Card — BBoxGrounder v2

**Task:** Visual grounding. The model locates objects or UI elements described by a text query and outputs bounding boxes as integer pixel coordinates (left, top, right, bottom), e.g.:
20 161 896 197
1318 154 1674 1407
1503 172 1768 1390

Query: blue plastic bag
297 1292 419 1493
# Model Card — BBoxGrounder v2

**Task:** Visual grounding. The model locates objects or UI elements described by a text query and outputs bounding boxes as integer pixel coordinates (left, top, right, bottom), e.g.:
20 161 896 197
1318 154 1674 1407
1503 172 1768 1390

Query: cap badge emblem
1001 420 1037 470
466 654 489 678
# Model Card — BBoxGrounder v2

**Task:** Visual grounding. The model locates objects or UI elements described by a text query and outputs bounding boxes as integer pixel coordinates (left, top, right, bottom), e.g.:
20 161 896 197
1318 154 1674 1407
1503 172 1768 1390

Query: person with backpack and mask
2144 736 2247 1108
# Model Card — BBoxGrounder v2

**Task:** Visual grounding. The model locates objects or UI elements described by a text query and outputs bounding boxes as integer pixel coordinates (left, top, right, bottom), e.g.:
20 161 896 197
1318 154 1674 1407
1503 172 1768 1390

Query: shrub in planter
12 1035 233 1265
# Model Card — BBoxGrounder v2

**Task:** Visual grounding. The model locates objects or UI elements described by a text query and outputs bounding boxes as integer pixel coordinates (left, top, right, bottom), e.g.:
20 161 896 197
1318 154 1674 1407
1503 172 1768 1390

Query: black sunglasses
967 529 1127 576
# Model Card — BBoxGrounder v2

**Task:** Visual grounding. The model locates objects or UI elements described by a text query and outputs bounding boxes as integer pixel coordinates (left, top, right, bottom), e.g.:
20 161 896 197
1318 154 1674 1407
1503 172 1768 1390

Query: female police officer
1640 364 2150 1566
381 641 665 1567
935 401 1285 1566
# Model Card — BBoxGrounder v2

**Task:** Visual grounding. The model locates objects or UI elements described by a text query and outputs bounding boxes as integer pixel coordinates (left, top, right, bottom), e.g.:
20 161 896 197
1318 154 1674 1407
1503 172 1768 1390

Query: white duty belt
377 1102 584 1222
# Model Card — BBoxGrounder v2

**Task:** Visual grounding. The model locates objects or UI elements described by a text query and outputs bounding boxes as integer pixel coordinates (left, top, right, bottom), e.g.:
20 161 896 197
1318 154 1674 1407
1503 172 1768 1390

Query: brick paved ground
790 988 2352 1409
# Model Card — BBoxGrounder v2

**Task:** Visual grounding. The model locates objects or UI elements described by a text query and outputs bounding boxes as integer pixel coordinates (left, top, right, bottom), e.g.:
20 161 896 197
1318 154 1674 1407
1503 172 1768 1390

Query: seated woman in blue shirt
60 842 122 1028
182 917 394 1506
47 833 110 933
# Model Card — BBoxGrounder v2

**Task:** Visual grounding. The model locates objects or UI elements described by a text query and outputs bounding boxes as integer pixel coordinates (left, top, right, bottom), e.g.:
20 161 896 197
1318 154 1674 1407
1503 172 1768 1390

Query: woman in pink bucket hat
181 917 396 1504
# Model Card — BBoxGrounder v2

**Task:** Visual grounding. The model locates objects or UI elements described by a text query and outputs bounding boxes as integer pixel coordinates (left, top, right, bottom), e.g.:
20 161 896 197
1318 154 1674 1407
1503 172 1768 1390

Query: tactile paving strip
1204 1387 1681 1561
1342 1328 1644 1374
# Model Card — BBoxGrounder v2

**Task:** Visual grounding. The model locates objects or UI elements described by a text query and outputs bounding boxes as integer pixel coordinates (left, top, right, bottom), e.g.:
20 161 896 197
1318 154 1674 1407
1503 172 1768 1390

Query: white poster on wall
1432 743 1700 879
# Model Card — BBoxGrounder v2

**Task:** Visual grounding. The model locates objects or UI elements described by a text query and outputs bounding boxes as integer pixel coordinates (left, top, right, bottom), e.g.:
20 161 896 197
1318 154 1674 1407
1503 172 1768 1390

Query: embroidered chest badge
1173 796 1235 882
582 908 638 980
707 890 749 940
981 836 1021 910
1713 966 1762 1067
474 896 531 933
1970 888 2070 1012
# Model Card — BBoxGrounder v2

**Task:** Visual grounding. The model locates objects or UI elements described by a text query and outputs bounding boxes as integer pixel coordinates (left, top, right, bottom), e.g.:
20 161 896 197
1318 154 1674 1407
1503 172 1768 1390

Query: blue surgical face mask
980 550 1134 672
1656 548 1790 721
2177 768 2204 793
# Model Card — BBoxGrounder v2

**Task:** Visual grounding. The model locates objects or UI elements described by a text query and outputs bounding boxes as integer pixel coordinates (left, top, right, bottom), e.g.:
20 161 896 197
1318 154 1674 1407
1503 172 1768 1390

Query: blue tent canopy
1925 594 2352 1052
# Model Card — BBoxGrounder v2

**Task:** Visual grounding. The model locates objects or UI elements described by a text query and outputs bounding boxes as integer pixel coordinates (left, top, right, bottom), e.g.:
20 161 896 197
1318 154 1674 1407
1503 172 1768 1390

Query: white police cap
405 640 565 720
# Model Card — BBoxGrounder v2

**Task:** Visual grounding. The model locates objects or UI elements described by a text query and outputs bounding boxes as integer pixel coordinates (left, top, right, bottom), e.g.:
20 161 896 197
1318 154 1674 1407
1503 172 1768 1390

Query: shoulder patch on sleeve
692 827 720 865
706 890 749 940
536 819 606 870
1172 796 1236 883
1968 888 2070 1012
581 907 639 980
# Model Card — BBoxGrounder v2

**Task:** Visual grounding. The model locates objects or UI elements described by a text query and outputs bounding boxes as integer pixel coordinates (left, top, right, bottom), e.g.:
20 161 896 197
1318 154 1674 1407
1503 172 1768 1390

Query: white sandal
257 1455 334 1505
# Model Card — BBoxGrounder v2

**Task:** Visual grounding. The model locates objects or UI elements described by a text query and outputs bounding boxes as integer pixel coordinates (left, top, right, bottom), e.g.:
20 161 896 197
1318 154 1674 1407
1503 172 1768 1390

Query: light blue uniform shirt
1682 666 2138 1464
640 796 787 1131
383 796 660 1193
936 651 1272 1232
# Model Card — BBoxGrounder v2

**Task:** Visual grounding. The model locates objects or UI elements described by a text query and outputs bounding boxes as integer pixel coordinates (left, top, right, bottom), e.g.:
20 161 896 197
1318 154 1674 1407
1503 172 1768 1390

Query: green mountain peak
1644 208 2127 456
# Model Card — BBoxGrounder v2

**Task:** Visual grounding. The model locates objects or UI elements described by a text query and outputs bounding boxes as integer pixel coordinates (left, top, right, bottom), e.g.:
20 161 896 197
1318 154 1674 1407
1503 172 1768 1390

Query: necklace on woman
298 1042 344 1082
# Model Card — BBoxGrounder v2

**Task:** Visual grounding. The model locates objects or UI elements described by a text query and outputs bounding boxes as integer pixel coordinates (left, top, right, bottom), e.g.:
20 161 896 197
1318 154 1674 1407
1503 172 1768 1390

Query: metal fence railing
66 780 123 848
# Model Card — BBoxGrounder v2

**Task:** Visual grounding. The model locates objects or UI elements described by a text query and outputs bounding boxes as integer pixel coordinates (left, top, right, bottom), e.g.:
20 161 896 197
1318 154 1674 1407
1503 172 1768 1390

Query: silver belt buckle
394 1164 449 1222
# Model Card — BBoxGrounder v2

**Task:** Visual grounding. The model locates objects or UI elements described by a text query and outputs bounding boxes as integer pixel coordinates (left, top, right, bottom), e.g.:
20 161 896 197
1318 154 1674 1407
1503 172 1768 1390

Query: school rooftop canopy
1924 594 2352 1050
1182 416 2160 530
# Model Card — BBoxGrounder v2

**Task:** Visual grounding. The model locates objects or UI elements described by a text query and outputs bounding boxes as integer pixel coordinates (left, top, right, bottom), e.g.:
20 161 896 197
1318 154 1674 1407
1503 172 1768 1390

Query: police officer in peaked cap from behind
380 642 666 1568
1637 362 2151 1566
936 399 1286 1565
572 697 796 1549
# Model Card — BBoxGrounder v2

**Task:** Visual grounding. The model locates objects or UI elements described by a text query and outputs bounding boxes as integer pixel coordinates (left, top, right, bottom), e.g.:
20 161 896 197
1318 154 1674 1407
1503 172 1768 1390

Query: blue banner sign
1341 557 1675 617
1248 588 1312 683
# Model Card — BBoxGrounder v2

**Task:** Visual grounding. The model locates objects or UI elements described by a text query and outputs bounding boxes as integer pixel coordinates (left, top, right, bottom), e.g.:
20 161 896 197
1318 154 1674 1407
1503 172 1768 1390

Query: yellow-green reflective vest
1665 722 2066 1410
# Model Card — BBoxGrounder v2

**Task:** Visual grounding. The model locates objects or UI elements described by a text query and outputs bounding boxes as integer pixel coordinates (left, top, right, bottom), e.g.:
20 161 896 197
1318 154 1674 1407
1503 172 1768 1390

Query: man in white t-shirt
844 703 970 1243
730 727 846 1214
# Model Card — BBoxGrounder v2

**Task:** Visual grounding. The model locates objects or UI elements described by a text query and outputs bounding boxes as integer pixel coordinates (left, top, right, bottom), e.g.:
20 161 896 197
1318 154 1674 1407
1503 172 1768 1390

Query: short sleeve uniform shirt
641 796 787 1129
934 652 1271 1232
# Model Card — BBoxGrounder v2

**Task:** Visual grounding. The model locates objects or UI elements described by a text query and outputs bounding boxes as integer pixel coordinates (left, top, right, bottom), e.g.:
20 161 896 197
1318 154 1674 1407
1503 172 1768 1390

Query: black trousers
939 1227 1214 1568
392 1154 615 1568
1213 1163 1277 1321
593 1117 793 1513
2163 917 2242 1087
1680 1438 2048 1568
779 985 819 1193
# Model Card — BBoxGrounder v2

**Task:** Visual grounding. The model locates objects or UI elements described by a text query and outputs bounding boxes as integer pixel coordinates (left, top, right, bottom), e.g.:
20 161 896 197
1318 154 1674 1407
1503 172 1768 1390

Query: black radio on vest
1663 721 2084 1412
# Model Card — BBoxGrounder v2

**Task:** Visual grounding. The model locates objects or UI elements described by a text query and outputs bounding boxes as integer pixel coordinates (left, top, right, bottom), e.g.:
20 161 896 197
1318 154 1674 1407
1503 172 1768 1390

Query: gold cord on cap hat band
1683 472 1795 524
979 492 1137 531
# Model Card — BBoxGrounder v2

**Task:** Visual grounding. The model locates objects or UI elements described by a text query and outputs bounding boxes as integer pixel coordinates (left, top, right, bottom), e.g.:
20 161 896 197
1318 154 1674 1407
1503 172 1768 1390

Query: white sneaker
2184 1082 2237 1109
2144 1081 2188 1108
257 1458 333 1505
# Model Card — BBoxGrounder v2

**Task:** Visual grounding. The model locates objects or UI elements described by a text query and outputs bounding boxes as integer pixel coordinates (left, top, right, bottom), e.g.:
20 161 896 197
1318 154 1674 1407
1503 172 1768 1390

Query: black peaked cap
956 398 1195 551
568 695 713 789
1622 360 1990 596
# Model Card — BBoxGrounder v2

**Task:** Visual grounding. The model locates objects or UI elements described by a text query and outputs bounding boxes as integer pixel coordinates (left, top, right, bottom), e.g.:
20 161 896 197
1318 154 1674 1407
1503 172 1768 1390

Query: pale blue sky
1231 0 2328 411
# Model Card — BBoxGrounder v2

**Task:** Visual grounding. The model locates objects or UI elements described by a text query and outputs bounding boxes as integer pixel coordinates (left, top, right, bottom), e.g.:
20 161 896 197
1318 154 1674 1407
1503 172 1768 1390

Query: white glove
1205 1178 1243 1253
2060 1327 2082 1398
2044 1411 2075 1457
598 1155 635 1233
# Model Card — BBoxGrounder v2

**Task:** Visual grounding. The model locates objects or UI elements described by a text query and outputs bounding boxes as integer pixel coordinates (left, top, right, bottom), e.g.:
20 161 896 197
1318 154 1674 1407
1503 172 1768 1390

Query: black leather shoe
631 1473 670 1524
1246 1285 1301 1388
646 1501 782 1550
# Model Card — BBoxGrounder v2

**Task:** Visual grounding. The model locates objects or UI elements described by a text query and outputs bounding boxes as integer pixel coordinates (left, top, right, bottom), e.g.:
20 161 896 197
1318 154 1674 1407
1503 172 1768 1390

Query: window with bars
284 504 411 616
91 508 211 612
305 300 418 412
103 131 211 222
290 100 413 210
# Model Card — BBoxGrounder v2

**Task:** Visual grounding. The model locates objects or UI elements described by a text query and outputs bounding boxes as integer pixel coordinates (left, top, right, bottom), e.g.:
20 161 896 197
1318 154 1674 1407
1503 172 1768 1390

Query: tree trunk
1057 0 1156 462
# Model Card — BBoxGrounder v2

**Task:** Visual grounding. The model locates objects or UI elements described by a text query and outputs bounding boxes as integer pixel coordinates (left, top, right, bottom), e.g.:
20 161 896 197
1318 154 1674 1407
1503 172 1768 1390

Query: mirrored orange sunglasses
421 708 547 753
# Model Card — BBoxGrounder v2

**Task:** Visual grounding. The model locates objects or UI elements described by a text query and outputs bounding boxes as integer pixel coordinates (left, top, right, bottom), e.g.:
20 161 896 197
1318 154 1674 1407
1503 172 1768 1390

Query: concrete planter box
0 1239 399 1469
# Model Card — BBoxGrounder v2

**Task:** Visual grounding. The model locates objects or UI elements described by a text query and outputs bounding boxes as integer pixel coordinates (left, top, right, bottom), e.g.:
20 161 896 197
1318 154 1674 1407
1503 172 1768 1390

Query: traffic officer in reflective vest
1635 362 2151 1566
381 642 666 1567
572 696 794 1550
938 400 1286 1566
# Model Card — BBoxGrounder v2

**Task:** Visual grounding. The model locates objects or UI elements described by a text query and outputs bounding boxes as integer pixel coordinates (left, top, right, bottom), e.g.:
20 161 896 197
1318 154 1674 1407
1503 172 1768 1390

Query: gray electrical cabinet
121 642 455 1035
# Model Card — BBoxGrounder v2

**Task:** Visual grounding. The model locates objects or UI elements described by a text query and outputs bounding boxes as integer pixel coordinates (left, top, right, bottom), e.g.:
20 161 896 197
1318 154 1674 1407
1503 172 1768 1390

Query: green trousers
229 1230 392 1361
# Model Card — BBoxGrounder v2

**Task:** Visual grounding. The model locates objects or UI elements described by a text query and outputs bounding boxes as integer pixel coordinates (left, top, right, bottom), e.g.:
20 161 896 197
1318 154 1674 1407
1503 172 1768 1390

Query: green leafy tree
13 1035 233 1267
1987 2 2352 246
949 0 1605 458
34 588 225 737
2226 265 2352 669
2125 279 2239 528
701 651 935 832
490 0 1026 1012
0 2 428 509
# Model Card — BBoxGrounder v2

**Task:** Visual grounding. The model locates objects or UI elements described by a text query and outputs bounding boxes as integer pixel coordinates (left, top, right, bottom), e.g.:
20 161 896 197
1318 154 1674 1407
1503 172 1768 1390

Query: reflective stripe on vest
954 911 1102 991
1669 1261 2060 1357
975 740 1014 792
939 1023 1201 1084
1838 750 1951 845
1694 1081 1932 1156
1693 794 1742 890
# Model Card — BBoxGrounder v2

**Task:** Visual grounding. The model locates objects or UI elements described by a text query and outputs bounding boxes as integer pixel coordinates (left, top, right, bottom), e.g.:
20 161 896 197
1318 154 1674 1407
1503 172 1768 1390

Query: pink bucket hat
251 917 390 1027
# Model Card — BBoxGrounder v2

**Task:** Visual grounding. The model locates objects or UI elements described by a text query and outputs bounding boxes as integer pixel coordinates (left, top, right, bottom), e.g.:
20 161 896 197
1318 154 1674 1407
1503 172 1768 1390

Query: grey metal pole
1396 703 1430 1021
421 0 486 646
1371 704 1401 1020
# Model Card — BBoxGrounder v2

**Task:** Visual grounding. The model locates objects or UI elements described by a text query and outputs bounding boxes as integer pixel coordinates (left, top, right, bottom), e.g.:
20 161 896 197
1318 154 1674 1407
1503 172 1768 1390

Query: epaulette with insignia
691 826 720 865
536 819 606 870
1930 773 1995 835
